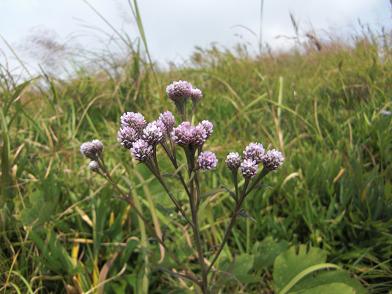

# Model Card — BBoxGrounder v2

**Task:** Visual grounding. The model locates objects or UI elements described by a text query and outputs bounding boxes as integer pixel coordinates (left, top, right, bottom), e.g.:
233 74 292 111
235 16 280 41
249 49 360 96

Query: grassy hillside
1 32 391 293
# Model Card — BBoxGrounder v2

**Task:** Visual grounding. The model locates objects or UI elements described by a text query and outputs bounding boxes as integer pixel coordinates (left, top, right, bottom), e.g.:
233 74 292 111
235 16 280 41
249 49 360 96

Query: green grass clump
0 32 391 293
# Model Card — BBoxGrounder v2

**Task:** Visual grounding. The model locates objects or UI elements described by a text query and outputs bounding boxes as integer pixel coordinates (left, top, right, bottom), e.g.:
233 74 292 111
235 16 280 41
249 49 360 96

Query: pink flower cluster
171 120 213 146
117 82 211 163
82 80 286 188
166 80 203 103
226 142 284 179
117 111 176 161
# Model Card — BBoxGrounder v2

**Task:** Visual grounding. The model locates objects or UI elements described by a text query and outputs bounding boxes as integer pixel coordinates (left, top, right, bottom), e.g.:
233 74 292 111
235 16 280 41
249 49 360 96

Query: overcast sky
0 0 390 74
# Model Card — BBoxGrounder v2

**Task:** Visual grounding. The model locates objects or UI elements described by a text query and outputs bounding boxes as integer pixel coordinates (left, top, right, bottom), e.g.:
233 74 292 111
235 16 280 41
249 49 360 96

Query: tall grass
0 25 391 292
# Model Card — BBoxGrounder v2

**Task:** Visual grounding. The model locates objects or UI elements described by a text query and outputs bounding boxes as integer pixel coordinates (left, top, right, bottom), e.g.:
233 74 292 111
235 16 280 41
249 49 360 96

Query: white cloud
0 0 390 73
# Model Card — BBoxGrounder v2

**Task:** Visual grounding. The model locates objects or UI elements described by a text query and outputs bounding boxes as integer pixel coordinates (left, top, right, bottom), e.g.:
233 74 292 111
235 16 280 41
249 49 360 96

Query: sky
0 0 390 75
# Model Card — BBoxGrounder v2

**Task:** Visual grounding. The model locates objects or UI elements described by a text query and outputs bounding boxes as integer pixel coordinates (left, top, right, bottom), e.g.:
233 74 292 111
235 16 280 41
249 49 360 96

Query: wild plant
80 80 284 293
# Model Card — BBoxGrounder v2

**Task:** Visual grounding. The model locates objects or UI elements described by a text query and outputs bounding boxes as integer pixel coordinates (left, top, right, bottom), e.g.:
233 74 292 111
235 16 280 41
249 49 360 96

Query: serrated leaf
273 245 327 292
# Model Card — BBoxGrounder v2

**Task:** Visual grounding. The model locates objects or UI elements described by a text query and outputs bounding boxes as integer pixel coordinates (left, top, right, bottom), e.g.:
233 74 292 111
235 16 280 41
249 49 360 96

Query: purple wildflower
142 121 164 145
117 126 139 149
199 120 213 138
197 151 218 170
91 140 104 153
262 149 284 170
192 124 208 146
190 87 203 102
171 121 211 146
240 159 258 179
88 161 100 172
158 111 176 133
130 139 153 162
120 112 146 132
80 140 103 159
171 122 194 145
225 152 241 170
243 142 265 163
166 80 193 101
155 119 167 134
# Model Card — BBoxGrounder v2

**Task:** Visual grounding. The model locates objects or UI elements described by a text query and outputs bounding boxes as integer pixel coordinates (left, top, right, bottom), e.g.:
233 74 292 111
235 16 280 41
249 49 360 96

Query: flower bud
166 80 193 102
130 139 153 162
197 151 218 170
225 152 241 170
190 87 203 102
240 159 258 179
243 142 265 163
120 112 146 132
159 111 176 133
88 161 100 172
117 126 139 149
80 140 103 160
262 149 284 170
142 121 164 145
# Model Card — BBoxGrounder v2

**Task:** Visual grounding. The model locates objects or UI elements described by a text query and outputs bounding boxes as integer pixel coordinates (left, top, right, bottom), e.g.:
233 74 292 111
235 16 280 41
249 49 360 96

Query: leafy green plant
273 245 366 294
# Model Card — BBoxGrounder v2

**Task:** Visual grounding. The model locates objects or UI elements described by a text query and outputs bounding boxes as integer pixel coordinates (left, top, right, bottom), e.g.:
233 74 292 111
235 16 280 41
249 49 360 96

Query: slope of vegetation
1 31 391 293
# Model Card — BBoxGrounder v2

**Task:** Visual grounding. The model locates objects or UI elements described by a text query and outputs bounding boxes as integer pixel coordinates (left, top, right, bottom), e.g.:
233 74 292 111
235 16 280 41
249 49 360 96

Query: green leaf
291 282 356 294
291 270 367 294
218 254 259 285
273 245 327 292
273 245 367 294
232 254 259 284
279 263 341 294
0 109 12 206
20 175 60 227
30 230 76 275
253 236 289 270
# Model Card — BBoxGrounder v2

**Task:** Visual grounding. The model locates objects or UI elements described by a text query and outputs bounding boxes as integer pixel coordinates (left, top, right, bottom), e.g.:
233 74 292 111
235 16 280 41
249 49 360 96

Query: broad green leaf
218 254 259 285
291 270 367 294
291 282 356 294
273 245 327 292
253 236 289 270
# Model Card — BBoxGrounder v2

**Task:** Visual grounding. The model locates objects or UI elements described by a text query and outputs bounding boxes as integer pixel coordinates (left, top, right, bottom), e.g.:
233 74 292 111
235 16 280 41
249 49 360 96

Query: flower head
191 87 203 102
142 121 164 145
243 142 265 163
120 112 146 132
262 149 284 170
171 121 212 146
225 152 241 170
240 159 258 179
192 124 208 146
158 111 176 133
91 140 103 153
80 140 103 159
130 139 153 162
199 120 213 138
171 121 194 145
88 161 100 172
117 126 139 149
197 151 218 170
166 80 193 102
